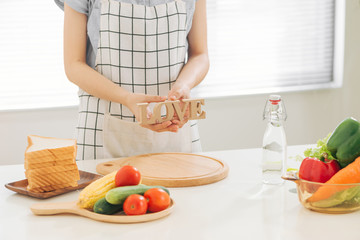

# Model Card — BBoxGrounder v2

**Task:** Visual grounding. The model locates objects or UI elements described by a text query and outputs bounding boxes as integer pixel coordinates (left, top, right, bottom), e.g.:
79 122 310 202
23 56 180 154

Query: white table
1 145 359 240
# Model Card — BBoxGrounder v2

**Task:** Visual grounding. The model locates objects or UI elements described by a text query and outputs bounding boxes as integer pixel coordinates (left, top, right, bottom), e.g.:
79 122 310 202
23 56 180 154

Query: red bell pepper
299 157 341 183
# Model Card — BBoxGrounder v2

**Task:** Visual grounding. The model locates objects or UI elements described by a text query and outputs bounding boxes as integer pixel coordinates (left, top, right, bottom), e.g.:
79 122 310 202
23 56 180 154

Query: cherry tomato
144 188 170 213
115 165 141 187
123 194 148 216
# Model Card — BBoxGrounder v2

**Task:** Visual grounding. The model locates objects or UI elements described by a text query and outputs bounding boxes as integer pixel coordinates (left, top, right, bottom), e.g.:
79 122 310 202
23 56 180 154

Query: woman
55 0 209 160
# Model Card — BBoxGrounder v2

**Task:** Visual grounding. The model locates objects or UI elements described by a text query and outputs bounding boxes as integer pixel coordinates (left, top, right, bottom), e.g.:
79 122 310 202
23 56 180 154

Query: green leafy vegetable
303 133 335 161
311 186 360 208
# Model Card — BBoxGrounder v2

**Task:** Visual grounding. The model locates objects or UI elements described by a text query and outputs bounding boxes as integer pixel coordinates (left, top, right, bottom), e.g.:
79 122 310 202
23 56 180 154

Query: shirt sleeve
54 0 89 16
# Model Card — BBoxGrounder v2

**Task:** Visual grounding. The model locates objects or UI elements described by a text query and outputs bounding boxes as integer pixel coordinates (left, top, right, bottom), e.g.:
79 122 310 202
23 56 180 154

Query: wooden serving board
96 153 229 187
5 170 102 199
30 199 174 223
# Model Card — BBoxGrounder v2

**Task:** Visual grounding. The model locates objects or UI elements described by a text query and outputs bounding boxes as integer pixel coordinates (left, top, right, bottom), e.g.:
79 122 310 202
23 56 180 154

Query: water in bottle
262 95 287 185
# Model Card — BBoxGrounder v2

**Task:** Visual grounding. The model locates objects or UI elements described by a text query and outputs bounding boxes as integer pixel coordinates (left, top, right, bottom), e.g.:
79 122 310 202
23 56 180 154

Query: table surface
1 145 359 240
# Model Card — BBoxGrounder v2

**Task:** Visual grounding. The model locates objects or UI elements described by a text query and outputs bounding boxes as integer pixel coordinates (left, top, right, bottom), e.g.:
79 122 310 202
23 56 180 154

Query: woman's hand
125 93 179 133
167 83 191 129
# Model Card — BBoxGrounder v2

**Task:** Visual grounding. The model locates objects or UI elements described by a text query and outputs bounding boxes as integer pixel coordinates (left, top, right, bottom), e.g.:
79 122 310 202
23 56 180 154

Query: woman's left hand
167 83 191 129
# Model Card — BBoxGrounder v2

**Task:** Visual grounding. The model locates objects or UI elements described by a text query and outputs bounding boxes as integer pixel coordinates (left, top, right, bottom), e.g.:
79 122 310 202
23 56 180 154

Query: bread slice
24 135 80 193
25 152 76 163
25 135 77 163
24 158 75 170
27 170 80 188
25 164 79 177
27 181 78 193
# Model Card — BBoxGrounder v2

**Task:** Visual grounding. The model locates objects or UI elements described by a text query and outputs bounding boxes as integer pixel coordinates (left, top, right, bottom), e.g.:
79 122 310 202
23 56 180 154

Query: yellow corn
77 170 117 209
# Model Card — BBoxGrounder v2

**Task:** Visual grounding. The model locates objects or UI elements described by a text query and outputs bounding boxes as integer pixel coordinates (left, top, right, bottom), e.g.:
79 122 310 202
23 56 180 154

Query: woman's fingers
141 121 179 133
144 95 166 103
157 124 179 133
171 118 188 129
168 92 181 101
137 93 191 131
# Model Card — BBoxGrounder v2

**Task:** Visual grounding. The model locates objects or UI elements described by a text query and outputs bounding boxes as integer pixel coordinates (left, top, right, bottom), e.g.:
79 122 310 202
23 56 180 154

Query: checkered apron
76 0 201 160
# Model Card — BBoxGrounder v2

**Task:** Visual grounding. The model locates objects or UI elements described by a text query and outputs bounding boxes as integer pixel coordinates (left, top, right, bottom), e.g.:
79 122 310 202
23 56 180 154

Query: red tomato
123 194 148 216
144 188 170 213
115 165 141 187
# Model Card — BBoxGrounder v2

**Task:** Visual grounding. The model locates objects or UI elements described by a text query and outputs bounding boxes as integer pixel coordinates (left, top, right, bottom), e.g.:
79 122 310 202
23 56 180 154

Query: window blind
193 0 338 98
0 0 339 110
0 0 78 110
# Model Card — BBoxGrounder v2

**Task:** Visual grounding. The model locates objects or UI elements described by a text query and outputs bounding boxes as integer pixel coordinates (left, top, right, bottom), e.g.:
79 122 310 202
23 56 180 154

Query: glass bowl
283 172 360 214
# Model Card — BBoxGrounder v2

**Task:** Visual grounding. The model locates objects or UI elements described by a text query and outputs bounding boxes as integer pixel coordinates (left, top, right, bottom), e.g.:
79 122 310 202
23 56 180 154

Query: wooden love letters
137 99 206 125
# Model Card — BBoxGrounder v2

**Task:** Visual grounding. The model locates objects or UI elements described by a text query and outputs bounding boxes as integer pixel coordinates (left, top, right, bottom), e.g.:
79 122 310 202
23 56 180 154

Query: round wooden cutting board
96 153 229 187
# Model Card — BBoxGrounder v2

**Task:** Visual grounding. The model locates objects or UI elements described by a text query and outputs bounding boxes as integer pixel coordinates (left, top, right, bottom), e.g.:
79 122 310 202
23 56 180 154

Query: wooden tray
5 170 102 199
31 199 175 223
96 153 229 187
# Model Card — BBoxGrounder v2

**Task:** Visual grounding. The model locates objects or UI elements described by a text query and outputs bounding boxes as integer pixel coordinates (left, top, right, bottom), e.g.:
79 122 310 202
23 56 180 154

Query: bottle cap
263 95 287 121
269 95 281 105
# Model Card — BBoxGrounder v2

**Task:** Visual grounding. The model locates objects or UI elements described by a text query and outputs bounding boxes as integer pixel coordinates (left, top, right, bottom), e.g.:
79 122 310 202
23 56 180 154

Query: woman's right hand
125 93 179 133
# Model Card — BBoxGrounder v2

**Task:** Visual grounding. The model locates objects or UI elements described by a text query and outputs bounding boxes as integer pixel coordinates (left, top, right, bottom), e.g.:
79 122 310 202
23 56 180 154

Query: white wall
1 0 359 165
0 107 78 165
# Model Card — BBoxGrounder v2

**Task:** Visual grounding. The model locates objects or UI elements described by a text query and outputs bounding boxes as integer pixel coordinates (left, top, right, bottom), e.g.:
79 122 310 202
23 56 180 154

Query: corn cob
77 170 117 209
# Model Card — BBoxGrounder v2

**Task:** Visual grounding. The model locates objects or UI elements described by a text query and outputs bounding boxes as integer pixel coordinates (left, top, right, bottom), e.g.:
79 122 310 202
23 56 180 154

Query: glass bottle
262 95 287 185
